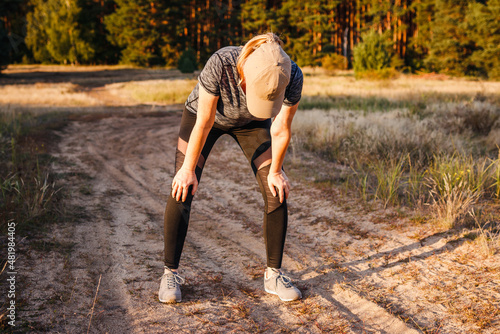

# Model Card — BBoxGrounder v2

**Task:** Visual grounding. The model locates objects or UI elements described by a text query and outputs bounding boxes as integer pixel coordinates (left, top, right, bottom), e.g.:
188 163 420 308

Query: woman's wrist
179 164 196 173
269 165 283 175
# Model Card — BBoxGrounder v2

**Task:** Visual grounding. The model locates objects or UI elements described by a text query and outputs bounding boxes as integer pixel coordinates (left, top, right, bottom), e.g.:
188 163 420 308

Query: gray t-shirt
185 46 303 127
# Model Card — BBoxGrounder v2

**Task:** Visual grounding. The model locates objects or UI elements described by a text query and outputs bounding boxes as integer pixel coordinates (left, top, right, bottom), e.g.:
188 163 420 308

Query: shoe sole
264 287 300 302
159 297 181 303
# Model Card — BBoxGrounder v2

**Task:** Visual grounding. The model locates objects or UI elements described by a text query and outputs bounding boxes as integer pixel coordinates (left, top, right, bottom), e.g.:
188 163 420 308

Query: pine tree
1 0 31 66
104 0 185 66
26 0 94 64
104 0 160 66
467 0 500 79
79 0 121 64
424 0 475 76
161 1 186 66
3 0 498 77
280 0 339 66
25 0 51 63
210 0 244 50
241 0 274 35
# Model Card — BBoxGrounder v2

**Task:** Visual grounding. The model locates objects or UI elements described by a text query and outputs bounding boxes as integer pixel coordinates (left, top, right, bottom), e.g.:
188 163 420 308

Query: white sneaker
264 268 302 302
158 267 185 303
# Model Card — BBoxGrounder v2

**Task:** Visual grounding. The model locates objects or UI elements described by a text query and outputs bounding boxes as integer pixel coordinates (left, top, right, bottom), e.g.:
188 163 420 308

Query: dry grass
1 64 196 108
0 78 196 107
3 64 137 73
471 210 500 256
291 107 456 166
292 71 500 233
105 79 198 105
291 101 500 167
299 70 500 113
302 68 500 101
3 65 499 109
474 225 500 257
0 83 101 106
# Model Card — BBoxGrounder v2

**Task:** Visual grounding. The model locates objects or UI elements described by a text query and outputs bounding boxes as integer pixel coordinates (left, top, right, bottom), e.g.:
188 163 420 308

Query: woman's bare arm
268 102 299 203
171 86 218 202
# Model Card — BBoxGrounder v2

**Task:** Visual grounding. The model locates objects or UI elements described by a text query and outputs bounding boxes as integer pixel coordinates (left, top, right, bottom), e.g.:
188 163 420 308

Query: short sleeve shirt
185 46 303 128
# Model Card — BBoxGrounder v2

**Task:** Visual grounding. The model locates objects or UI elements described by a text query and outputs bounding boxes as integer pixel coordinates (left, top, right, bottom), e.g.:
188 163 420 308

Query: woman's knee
256 164 285 214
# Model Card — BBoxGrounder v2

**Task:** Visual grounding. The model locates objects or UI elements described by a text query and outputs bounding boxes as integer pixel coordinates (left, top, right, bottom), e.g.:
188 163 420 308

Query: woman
159 33 303 303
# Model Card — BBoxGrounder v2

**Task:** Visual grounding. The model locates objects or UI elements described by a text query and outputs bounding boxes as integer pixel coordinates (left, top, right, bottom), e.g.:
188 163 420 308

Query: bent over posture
159 33 304 303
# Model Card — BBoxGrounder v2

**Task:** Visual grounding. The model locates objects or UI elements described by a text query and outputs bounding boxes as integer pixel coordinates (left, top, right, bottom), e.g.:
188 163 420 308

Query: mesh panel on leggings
256 164 284 214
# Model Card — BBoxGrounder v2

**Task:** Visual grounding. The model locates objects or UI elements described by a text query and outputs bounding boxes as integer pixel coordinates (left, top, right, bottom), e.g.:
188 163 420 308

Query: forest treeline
1 0 499 78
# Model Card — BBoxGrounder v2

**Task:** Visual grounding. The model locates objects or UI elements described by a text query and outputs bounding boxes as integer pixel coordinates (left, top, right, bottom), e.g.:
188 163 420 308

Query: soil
2 67 499 333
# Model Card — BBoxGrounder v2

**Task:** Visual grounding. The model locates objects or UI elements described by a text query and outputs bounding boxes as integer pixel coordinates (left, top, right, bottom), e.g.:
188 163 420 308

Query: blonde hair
237 33 284 84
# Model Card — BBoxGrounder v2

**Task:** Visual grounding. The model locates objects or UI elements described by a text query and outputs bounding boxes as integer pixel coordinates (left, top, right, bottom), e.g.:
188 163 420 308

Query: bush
178 48 197 73
353 30 397 77
354 68 400 80
321 53 346 72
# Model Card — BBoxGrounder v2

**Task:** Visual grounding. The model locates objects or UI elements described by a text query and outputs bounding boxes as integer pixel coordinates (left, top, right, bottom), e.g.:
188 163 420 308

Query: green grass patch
299 93 497 113
298 95 415 112
0 110 69 236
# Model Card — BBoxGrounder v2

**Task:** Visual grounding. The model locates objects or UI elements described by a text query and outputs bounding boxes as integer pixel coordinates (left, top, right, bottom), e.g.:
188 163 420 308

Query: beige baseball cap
243 42 291 119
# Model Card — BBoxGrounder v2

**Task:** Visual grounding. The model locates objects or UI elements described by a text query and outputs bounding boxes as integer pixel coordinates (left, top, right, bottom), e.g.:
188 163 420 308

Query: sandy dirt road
20 108 436 334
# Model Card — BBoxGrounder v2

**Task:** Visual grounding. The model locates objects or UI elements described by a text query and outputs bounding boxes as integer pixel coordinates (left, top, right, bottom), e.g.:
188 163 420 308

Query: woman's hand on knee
267 171 290 203
172 168 198 202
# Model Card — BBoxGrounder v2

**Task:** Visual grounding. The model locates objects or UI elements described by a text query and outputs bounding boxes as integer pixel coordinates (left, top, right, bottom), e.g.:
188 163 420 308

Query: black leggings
164 108 287 269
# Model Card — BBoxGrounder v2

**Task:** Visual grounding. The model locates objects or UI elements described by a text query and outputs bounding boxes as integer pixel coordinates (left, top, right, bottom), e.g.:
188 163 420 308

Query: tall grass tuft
425 154 490 229
490 150 500 200
28 174 59 220
1 173 59 223
373 157 406 208
471 210 500 257
405 157 427 207
427 173 480 229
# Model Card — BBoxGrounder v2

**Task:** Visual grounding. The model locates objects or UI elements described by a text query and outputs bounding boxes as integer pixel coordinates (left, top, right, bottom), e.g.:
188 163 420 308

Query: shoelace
162 272 185 289
277 274 293 289
268 269 293 289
